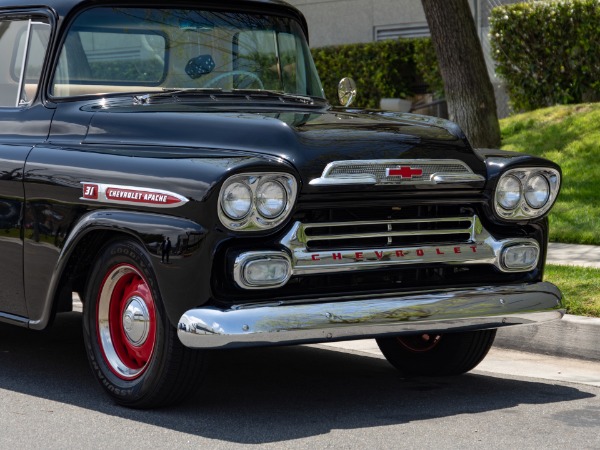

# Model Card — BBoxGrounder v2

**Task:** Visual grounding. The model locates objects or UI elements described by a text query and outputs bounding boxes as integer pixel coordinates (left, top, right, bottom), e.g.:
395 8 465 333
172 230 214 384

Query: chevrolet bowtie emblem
385 166 424 178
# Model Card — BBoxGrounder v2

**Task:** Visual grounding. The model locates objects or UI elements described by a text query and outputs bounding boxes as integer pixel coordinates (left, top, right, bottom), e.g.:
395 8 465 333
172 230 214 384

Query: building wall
288 0 475 48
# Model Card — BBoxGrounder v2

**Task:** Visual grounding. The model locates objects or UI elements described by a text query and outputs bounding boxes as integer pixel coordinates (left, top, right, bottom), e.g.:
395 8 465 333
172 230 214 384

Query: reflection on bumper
177 282 563 349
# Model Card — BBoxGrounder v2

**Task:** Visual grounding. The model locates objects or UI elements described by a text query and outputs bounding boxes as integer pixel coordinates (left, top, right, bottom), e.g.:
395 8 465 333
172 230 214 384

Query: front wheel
376 330 496 377
82 238 207 408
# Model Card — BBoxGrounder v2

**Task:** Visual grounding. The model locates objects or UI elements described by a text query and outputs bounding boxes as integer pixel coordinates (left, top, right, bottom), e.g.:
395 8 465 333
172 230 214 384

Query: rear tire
82 238 207 408
376 330 496 377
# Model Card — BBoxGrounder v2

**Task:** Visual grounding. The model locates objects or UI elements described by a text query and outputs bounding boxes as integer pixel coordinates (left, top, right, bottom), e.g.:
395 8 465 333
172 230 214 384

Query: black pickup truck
0 0 562 408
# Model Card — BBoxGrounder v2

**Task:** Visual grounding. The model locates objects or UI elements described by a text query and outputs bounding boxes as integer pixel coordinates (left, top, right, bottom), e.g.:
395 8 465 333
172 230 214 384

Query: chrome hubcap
122 296 150 346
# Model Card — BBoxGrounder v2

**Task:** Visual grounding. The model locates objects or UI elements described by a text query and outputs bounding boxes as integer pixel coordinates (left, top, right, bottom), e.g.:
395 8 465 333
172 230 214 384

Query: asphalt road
1 312 599 449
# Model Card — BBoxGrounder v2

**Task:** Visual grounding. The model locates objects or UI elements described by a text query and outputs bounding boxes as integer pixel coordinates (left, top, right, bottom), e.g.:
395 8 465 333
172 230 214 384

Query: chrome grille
328 163 469 181
299 216 476 251
309 159 484 186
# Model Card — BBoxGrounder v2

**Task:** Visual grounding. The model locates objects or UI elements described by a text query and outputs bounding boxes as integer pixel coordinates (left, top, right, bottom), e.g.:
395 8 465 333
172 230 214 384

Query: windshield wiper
133 88 223 104
160 88 224 94
133 87 322 106
231 89 316 105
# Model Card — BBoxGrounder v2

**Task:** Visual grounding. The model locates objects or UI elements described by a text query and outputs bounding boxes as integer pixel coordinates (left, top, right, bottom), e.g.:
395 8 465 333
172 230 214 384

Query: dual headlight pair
494 168 560 220
218 173 298 231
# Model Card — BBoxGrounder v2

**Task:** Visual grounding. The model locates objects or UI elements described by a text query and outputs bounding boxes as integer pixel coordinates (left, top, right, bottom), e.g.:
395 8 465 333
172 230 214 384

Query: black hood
80 104 486 192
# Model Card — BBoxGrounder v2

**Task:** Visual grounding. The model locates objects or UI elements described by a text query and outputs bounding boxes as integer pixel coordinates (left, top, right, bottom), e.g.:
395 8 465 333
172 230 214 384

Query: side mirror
338 77 357 107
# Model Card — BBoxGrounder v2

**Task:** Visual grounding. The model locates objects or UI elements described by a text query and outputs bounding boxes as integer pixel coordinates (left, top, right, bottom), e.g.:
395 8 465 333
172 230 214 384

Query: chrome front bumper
177 282 563 349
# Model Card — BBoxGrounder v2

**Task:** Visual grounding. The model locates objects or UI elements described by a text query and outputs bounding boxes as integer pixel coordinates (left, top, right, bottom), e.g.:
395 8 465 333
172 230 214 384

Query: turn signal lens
244 258 291 286
233 252 293 289
501 244 539 271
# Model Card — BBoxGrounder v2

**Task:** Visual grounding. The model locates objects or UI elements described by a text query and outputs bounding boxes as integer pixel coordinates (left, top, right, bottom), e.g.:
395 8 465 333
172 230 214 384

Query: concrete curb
494 314 600 362
495 243 600 361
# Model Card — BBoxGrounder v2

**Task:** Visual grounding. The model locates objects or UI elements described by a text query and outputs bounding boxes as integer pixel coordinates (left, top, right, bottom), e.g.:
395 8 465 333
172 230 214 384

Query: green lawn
545 264 600 317
500 103 600 245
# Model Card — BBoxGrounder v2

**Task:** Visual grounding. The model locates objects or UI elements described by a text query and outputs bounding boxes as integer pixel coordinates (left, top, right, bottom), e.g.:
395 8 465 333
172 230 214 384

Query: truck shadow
0 312 595 444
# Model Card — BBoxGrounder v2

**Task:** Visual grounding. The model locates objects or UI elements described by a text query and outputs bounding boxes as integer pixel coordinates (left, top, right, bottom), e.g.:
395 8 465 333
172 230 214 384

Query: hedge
490 0 600 111
311 38 442 109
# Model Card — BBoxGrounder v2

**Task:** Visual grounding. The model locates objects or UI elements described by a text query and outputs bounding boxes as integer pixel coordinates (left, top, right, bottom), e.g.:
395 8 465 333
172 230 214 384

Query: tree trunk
421 0 501 148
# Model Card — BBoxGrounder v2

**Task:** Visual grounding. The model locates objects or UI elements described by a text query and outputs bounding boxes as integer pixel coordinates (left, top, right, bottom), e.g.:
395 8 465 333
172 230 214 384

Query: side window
0 17 50 107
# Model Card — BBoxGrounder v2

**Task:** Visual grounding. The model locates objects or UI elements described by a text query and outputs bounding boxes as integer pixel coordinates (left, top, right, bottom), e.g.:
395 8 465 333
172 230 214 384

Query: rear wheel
376 330 496 377
82 238 207 408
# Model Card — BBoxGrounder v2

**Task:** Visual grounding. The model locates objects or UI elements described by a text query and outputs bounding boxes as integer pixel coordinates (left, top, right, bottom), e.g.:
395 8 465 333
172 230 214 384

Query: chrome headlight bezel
494 168 560 220
218 173 298 231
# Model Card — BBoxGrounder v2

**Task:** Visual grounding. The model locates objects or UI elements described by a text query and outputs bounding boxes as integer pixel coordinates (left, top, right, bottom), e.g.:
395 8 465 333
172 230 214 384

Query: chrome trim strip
177 282 563 349
309 159 485 186
0 312 29 327
16 19 33 107
309 175 377 186
432 174 486 183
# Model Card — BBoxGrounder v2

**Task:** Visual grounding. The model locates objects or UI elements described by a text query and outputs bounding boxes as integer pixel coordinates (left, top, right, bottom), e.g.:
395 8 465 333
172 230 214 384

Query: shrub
413 38 444 97
311 38 442 109
490 0 600 111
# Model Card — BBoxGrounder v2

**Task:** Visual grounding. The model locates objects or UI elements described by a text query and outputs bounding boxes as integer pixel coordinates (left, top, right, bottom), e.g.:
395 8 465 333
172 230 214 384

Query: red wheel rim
96 264 157 380
396 334 442 353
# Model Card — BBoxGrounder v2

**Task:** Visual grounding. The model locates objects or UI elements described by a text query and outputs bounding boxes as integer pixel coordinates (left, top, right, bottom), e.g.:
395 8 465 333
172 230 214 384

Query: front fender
29 209 207 330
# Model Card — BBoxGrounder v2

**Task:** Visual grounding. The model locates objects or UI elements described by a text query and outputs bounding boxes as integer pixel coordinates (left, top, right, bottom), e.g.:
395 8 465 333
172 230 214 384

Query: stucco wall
288 0 477 48
288 0 428 47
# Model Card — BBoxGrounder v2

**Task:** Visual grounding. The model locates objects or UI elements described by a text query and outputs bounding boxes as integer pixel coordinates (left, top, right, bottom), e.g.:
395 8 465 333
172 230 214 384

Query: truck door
0 14 52 324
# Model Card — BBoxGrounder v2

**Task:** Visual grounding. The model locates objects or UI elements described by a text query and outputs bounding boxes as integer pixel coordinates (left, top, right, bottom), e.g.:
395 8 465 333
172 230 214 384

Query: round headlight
524 174 550 209
496 175 522 210
256 181 287 219
221 182 252 219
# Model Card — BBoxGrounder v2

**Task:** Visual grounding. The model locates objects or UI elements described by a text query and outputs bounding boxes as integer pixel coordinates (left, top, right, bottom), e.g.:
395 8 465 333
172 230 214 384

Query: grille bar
299 217 475 246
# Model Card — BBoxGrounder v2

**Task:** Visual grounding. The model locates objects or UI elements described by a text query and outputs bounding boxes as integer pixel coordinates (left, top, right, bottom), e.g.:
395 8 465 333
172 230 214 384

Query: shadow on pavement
0 312 595 444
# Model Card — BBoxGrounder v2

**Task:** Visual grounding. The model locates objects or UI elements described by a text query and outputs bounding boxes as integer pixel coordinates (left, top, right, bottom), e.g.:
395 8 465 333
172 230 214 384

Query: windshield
51 7 325 99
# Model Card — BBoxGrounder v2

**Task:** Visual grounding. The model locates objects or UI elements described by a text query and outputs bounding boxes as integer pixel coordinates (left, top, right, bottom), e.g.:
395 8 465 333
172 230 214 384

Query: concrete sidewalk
547 242 600 268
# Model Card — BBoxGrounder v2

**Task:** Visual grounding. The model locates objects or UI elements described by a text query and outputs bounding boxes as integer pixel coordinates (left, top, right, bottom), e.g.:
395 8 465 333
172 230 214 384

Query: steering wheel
203 70 264 89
